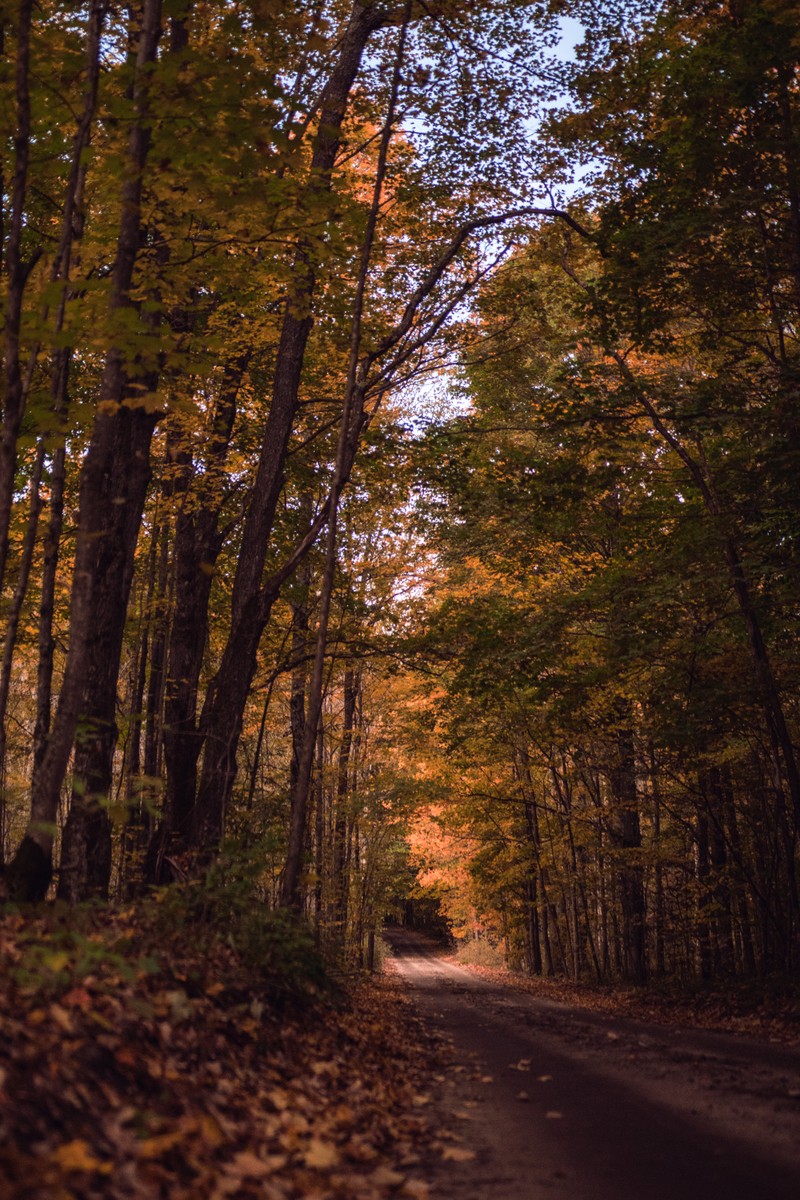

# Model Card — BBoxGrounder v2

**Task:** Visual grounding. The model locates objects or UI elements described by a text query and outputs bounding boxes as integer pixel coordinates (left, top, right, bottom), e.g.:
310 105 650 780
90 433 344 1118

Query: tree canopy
1 0 799 987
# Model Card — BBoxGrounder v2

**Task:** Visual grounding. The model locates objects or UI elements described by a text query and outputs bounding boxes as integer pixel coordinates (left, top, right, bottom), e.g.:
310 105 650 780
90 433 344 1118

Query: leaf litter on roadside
0 907 452 1199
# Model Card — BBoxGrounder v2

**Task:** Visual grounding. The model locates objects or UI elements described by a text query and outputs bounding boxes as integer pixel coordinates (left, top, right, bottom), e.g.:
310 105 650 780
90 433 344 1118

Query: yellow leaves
51 1139 111 1174
43 951 70 973
198 1114 226 1150
138 1129 185 1159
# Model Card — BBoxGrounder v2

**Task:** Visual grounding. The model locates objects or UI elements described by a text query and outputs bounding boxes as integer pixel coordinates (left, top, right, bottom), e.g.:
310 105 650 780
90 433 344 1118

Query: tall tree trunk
607 345 800 955
33 0 111 777
331 665 358 942
193 2 391 856
522 799 543 974
160 353 248 849
695 807 713 982
0 445 44 848
288 509 313 796
314 719 325 932
143 519 170 791
118 564 153 893
7 0 163 904
648 741 666 977
0 0 33 596
280 11 410 908
609 721 646 982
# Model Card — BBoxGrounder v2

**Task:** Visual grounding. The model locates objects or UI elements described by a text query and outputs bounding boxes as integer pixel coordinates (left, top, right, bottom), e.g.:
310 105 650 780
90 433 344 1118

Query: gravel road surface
386 928 800 1200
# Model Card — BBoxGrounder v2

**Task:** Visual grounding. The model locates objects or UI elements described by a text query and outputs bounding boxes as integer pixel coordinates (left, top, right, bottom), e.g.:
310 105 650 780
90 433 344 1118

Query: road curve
385 928 800 1200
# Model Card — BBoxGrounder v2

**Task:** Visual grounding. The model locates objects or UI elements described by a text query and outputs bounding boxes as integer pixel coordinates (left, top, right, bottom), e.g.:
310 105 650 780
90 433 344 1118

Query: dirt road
386 929 800 1200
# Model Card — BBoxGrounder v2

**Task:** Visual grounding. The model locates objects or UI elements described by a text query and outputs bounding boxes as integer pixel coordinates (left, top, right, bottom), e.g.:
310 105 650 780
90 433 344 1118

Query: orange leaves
51 1139 112 1174
303 1138 340 1169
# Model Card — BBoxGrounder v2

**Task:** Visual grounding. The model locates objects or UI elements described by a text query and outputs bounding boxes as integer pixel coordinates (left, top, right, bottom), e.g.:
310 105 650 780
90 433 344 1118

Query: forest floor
3 908 800 1200
0 903 459 1200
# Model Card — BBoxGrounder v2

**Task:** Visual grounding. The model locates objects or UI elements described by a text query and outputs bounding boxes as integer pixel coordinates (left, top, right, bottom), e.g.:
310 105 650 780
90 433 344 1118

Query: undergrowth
2 843 329 1012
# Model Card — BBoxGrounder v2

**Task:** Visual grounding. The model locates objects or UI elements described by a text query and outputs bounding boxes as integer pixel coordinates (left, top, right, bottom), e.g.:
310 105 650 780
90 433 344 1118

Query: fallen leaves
303 1138 340 1169
51 1139 111 1174
440 1145 476 1162
449 960 800 1044
0 909 448 1200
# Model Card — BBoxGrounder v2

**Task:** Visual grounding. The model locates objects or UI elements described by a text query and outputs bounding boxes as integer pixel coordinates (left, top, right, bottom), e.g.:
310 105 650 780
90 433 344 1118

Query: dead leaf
52 1139 110 1174
62 988 92 1010
402 1183 430 1200
310 1060 337 1076
224 1150 273 1179
371 1165 405 1186
268 1087 290 1111
304 1138 339 1169
50 1004 74 1034
441 1146 476 1163
139 1130 184 1159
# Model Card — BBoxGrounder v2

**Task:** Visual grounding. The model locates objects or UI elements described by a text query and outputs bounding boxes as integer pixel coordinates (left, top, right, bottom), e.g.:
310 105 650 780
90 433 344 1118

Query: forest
1 0 800 991
4 1 800 1194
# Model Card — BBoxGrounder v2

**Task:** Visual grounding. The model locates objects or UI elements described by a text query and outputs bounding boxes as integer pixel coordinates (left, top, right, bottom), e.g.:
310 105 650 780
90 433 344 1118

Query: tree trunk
609 721 646 982
0 446 44 854
314 719 325 931
695 808 713 982
0 0 34 596
31 0 107 799
7 0 163 904
331 665 358 942
193 2 389 857
160 353 249 847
